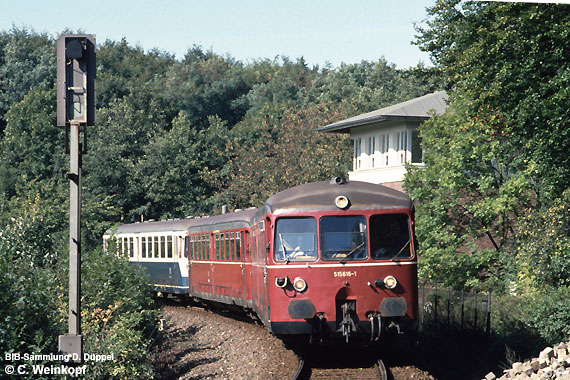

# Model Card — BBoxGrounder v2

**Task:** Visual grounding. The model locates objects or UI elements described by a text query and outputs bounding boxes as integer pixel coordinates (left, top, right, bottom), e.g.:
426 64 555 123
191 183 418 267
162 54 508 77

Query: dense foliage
0 27 437 378
407 0 570 343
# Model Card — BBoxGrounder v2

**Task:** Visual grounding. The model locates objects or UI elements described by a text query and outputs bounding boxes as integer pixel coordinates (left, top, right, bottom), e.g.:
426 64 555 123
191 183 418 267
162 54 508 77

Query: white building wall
348 120 424 186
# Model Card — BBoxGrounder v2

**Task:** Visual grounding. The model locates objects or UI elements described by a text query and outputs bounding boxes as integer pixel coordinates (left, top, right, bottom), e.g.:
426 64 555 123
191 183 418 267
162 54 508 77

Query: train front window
274 217 317 262
370 214 412 260
321 216 367 261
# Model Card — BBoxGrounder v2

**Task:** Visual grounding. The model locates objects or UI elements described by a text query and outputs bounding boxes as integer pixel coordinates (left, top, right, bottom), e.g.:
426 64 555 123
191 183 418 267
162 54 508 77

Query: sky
0 0 436 69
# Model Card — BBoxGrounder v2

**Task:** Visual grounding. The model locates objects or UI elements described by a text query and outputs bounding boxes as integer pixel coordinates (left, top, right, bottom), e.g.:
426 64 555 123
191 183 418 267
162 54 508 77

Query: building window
397 131 408 164
411 130 423 163
367 136 375 168
380 134 389 166
354 138 362 170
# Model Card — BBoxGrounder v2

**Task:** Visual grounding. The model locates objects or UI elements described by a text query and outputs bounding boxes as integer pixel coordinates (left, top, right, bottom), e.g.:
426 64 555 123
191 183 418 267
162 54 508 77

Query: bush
81 248 159 380
514 189 570 290
516 286 570 345
0 201 159 379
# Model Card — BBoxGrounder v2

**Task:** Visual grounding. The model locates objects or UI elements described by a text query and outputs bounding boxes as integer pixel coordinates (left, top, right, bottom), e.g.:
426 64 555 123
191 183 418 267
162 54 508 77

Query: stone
540 347 555 361
485 372 497 380
540 368 553 379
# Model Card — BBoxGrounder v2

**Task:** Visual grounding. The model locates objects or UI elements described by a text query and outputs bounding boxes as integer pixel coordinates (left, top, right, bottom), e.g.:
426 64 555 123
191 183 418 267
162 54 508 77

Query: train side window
141 237 146 258
154 236 159 258
198 235 203 260
229 232 235 260
129 237 134 258
167 236 173 258
225 233 231 260
236 232 241 260
206 234 211 260
160 236 165 258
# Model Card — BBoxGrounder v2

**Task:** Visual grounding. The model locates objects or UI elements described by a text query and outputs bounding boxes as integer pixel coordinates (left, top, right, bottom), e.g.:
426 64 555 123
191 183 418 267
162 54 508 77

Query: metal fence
418 285 492 336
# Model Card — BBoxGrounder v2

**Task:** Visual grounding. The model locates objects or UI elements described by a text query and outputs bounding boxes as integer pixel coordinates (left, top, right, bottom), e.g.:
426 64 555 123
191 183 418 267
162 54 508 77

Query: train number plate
334 271 357 278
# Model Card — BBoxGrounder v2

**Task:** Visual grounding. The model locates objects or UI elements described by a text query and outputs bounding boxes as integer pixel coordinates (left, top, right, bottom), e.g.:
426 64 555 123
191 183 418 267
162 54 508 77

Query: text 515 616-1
334 271 357 278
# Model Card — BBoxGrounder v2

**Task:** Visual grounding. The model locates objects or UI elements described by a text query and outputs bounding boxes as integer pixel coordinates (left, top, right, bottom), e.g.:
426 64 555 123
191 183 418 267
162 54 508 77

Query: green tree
161 47 252 130
514 189 570 290
409 1 570 292
307 58 439 113
415 0 570 202
96 38 176 109
0 86 65 199
0 28 55 135
84 89 170 222
209 101 354 210
404 98 531 290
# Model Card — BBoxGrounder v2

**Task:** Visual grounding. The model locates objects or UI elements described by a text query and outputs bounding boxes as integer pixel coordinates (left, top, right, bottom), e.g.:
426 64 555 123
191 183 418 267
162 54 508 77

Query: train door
176 234 189 293
252 220 269 322
241 230 252 306
251 224 260 311
188 233 213 298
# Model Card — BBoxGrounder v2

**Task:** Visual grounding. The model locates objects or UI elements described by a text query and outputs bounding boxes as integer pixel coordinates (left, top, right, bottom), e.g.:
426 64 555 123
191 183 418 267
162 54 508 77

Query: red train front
250 178 418 344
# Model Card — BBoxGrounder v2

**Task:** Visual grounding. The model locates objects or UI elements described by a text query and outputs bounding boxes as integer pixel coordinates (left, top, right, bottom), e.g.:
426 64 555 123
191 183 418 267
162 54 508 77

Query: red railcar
250 179 418 343
108 178 418 344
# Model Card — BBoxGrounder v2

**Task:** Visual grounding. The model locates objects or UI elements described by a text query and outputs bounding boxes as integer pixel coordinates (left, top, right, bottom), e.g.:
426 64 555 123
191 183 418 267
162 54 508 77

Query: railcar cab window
370 214 412 260
321 216 367 261
275 217 317 262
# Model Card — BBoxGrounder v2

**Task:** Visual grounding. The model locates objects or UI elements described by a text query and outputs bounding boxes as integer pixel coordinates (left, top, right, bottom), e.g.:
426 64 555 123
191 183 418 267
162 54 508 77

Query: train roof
186 208 257 233
259 179 412 215
104 209 258 236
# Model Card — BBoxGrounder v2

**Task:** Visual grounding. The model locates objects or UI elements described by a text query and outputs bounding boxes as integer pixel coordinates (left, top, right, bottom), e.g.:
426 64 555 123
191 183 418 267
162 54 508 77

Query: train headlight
293 277 307 292
334 195 350 210
383 275 398 289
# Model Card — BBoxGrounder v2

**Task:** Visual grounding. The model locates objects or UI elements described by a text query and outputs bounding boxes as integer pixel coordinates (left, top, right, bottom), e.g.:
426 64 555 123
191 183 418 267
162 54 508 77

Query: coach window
370 214 412 260
274 217 317 262
197 236 201 259
215 233 220 260
129 237 134 258
321 216 367 261
159 236 165 258
236 232 242 260
167 236 173 258
152 236 156 259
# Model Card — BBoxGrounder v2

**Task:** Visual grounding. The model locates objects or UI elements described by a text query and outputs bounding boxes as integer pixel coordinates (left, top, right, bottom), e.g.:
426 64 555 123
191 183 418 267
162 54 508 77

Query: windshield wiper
346 242 365 257
390 240 410 261
340 242 365 264
279 234 290 263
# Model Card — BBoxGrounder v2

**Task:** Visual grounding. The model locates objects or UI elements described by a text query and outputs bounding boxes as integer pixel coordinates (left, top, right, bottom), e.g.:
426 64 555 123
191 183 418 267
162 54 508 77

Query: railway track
291 348 389 380
159 300 434 380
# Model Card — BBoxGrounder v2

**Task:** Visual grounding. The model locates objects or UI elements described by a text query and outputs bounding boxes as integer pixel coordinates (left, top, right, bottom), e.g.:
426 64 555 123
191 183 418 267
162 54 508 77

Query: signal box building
317 91 448 192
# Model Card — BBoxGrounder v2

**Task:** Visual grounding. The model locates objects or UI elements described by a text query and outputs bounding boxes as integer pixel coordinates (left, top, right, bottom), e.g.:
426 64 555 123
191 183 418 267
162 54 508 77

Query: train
103 178 418 344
